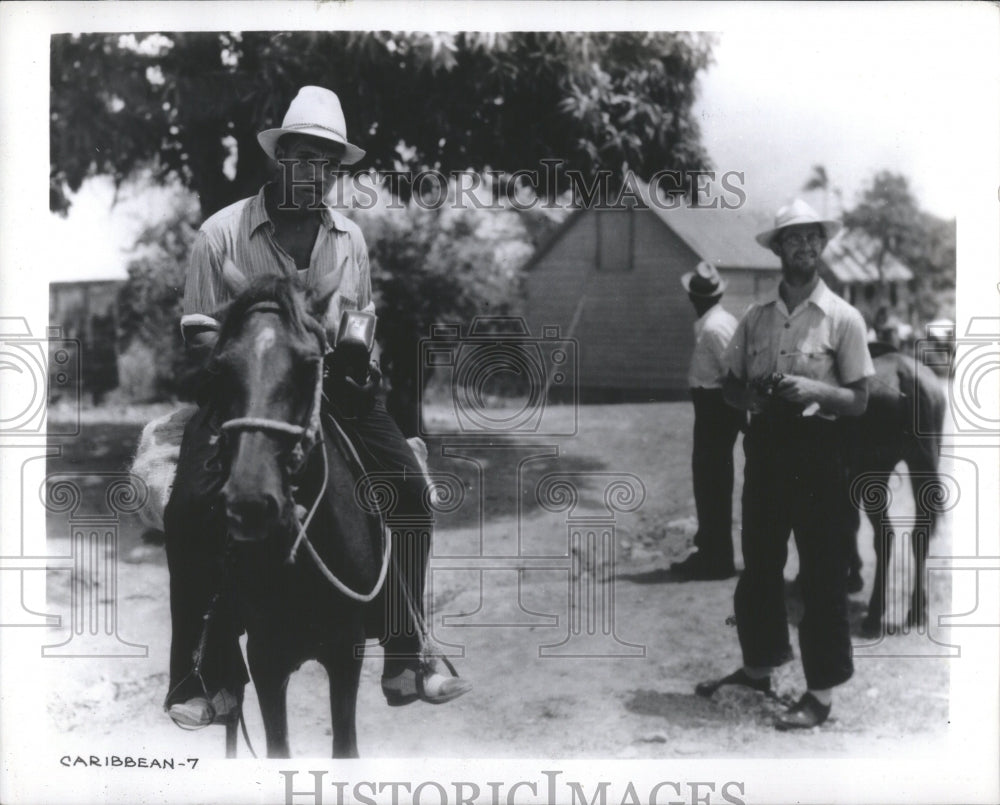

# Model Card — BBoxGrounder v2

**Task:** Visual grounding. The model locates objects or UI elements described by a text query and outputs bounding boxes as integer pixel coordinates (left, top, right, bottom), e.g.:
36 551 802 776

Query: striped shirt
180 185 372 337
724 279 874 418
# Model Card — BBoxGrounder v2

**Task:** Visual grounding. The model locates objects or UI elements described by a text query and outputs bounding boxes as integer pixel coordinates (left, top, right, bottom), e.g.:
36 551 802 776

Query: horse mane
214 275 322 348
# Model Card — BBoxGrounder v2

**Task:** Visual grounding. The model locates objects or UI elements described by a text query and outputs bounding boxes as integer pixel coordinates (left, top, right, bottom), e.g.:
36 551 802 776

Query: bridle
217 300 391 602
218 302 326 473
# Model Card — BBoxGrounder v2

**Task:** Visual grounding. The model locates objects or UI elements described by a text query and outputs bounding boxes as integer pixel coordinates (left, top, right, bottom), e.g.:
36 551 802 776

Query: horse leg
863 503 893 637
248 641 292 758
224 686 244 758
323 627 365 758
846 504 864 594
905 464 937 630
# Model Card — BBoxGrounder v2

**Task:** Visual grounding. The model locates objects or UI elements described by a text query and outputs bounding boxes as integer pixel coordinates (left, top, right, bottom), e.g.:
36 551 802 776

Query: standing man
164 86 470 728
695 199 873 730
671 262 744 581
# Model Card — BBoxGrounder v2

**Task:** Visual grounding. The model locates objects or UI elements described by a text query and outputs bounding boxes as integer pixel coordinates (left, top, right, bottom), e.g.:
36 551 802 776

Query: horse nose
224 490 281 541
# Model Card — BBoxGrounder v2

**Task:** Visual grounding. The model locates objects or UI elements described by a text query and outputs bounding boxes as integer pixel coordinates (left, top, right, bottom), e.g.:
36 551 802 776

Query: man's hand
773 374 870 417
328 362 382 418
774 374 826 406
724 372 771 414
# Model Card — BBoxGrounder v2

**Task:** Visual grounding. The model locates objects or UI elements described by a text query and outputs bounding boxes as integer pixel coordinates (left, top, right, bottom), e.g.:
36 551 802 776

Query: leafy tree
51 31 716 218
844 171 922 288
801 163 843 218
844 170 955 322
55 31 715 424
115 191 200 400
355 187 534 435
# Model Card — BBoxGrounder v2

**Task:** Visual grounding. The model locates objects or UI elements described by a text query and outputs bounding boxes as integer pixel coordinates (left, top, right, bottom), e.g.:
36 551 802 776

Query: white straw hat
755 198 841 250
257 86 366 165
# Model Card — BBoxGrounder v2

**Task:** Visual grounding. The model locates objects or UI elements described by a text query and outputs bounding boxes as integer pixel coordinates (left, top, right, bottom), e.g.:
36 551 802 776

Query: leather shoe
167 688 239 729
774 692 831 730
382 657 472 707
695 668 771 698
670 554 736 581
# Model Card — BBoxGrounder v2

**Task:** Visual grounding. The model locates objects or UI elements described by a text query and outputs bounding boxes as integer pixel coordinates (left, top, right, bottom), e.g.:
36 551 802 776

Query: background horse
846 345 947 636
204 274 384 758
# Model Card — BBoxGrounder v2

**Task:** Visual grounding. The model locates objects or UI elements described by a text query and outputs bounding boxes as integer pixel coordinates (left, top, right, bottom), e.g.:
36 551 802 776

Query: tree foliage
115 193 200 400
51 31 716 218
355 189 534 435
844 170 955 320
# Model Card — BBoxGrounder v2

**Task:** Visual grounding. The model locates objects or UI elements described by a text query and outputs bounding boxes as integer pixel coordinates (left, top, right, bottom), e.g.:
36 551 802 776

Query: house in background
523 192 913 400
820 229 915 334
49 280 121 403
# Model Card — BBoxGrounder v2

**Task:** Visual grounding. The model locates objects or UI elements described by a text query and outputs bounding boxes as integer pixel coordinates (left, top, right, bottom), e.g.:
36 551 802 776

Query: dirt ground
43 401 952 761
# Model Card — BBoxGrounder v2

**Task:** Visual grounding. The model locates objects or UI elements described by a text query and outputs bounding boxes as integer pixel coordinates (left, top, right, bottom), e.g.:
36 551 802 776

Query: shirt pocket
788 332 836 381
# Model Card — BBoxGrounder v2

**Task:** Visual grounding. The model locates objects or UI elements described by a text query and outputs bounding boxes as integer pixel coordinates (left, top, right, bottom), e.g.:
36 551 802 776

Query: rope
286 430 329 563
285 415 393 603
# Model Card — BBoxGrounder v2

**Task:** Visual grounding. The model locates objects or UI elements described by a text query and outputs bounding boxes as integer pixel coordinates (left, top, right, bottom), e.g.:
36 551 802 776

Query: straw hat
257 86 365 165
755 198 841 250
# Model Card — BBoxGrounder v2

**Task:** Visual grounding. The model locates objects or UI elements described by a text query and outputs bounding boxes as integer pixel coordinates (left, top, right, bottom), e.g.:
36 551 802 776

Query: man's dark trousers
734 415 855 690
163 397 430 705
690 388 745 573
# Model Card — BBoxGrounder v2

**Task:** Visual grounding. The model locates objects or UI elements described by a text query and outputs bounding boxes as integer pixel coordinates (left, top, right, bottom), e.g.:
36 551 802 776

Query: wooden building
523 193 913 400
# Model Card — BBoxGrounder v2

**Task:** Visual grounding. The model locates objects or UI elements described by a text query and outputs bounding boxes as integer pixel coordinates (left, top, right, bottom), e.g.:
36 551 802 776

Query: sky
44 5 995 282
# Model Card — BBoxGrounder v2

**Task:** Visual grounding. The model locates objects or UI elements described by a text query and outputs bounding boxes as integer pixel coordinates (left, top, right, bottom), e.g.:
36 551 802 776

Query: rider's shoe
167 688 239 729
382 657 472 707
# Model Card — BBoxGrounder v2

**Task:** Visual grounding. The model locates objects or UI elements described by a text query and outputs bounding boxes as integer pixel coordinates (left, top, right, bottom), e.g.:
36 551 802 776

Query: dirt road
43 402 951 762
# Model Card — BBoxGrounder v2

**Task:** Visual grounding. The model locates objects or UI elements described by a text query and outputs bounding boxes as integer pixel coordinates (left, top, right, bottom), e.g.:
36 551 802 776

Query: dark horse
845 344 947 636
198 273 384 757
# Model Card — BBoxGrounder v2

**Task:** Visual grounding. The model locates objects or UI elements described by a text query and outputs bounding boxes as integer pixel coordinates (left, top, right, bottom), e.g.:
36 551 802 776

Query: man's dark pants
690 388 745 573
734 415 855 690
163 397 430 705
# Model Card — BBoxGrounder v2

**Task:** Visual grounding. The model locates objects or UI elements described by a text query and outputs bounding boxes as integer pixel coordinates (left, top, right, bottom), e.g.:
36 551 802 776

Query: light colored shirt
180 186 372 338
688 303 738 389
724 279 874 417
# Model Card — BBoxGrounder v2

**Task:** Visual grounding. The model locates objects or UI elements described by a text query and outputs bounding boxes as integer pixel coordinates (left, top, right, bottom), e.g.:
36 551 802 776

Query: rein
219 301 391 604
285 413 393 603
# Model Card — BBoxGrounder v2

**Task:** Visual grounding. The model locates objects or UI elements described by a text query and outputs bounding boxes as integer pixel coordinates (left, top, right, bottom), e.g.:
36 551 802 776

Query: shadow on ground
424 436 608 528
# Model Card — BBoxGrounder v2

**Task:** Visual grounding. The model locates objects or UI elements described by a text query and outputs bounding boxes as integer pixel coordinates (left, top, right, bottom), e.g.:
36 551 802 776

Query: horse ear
309 272 340 319
221 258 249 295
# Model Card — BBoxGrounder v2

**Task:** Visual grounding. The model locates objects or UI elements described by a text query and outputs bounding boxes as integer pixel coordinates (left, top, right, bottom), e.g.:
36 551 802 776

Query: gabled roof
646 201 781 270
523 179 914 283
822 229 914 284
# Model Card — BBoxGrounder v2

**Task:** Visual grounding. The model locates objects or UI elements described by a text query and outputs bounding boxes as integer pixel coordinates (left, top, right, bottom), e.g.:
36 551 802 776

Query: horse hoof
860 617 883 639
905 610 928 630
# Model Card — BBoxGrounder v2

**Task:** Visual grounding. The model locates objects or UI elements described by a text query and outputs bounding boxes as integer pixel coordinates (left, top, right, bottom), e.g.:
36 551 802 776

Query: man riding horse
164 86 471 728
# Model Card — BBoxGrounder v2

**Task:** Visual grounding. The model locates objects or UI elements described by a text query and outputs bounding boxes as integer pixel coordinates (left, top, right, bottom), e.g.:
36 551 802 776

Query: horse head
207 269 339 544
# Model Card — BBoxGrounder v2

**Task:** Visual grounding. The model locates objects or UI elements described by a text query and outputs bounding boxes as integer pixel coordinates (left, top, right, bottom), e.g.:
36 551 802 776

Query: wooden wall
526 207 700 397
525 208 786 397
